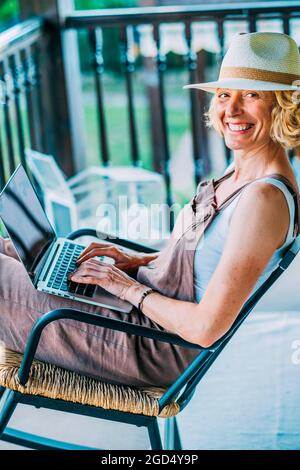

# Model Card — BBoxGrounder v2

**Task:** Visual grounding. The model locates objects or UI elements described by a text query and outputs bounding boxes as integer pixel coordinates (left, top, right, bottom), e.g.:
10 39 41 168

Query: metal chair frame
0 228 299 450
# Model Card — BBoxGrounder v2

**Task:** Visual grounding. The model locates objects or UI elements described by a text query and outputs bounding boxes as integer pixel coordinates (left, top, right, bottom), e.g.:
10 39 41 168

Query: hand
77 242 146 275
69 258 146 302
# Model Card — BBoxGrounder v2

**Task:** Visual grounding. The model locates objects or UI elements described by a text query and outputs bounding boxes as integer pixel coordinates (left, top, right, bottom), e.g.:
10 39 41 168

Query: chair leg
0 390 18 436
147 418 163 450
164 417 182 450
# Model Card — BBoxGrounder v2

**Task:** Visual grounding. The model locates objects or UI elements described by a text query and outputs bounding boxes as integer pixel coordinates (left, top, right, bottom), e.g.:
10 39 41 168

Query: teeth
228 123 253 131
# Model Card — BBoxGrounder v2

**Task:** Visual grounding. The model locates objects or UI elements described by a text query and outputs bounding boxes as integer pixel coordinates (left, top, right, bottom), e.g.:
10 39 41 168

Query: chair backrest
158 236 300 413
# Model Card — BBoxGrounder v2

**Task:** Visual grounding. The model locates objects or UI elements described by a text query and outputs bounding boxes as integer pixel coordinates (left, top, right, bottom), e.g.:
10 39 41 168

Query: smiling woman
0 31 300 390
205 89 300 150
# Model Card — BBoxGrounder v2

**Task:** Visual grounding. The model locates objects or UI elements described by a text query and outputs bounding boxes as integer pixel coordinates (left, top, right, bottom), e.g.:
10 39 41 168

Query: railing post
19 0 87 176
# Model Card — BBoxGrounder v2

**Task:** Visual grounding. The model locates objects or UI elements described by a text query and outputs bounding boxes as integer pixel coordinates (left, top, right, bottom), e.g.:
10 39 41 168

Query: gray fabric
0 240 199 388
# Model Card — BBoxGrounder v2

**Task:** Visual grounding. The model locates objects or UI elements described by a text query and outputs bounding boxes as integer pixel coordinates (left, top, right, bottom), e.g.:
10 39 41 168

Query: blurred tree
0 0 19 31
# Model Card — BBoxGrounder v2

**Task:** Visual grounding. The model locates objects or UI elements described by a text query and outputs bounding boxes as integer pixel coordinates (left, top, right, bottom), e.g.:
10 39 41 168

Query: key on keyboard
47 242 96 298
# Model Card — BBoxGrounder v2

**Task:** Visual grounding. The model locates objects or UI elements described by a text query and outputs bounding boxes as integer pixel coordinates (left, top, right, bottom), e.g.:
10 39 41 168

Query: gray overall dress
0 171 298 387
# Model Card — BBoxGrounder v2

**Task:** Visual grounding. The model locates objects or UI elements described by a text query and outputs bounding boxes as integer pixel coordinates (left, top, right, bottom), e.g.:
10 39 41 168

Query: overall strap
217 172 300 237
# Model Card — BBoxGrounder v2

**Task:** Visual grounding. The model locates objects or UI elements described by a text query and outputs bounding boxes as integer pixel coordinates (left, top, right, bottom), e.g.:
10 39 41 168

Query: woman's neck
232 145 288 183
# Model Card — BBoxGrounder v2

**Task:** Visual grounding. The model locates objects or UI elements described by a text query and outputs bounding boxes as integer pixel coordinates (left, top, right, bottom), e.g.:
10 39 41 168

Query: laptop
0 164 133 313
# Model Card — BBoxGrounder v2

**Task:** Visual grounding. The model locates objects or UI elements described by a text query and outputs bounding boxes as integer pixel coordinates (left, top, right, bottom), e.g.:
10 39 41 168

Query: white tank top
193 177 296 303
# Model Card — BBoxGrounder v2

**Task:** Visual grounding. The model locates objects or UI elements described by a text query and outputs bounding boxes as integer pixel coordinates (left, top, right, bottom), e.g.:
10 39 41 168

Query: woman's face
215 89 275 150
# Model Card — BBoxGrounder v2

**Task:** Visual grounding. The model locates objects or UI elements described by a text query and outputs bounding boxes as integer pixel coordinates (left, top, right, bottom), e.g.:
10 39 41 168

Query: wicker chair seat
0 344 179 418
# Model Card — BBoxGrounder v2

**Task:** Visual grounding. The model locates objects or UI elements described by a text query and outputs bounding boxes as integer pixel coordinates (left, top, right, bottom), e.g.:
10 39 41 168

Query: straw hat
184 32 300 92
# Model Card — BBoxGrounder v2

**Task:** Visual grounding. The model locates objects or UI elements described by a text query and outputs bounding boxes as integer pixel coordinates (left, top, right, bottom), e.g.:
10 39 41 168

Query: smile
226 123 254 132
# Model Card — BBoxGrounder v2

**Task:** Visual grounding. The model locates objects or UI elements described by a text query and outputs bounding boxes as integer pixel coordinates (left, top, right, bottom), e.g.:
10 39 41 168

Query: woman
1 31 300 388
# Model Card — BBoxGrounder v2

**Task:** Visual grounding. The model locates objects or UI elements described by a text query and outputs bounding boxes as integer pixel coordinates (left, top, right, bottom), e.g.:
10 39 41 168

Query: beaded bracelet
138 288 157 313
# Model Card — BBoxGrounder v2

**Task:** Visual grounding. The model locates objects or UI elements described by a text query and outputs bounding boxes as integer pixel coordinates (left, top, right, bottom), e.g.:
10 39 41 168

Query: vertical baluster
89 27 110 167
31 42 47 153
0 76 6 187
21 47 37 150
248 13 257 33
9 53 27 170
0 60 16 175
282 12 290 35
120 25 140 167
216 17 231 166
153 23 174 229
216 17 225 65
184 21 207 186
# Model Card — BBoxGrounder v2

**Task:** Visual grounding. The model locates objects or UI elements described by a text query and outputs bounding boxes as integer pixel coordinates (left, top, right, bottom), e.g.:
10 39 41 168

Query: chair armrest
66 228 157 254
18 308 203 385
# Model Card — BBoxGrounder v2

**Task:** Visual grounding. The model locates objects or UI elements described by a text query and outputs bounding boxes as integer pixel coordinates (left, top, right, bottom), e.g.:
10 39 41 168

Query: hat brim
183 78 300 93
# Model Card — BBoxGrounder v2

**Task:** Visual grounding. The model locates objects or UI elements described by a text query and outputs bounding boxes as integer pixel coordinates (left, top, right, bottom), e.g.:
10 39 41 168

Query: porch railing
0 18 44 188
1 1 300 211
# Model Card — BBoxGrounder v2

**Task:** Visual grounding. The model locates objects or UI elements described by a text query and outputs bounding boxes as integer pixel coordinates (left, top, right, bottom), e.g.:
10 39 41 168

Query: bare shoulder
231 180 290 249
242 179 288 202
236 180 289 217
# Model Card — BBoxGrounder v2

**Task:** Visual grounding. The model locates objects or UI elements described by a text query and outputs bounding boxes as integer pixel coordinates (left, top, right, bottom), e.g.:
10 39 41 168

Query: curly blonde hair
204 90 300 149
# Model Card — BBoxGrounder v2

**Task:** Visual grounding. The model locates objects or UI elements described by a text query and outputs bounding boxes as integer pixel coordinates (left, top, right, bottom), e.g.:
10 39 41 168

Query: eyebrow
216 89 262 95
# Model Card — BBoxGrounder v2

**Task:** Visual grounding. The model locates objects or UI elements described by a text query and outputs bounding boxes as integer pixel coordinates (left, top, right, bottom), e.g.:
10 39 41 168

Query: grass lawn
83 104 189 169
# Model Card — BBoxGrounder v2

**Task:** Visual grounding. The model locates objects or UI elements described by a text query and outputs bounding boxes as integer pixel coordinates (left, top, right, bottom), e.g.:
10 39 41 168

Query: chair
0 227 299 450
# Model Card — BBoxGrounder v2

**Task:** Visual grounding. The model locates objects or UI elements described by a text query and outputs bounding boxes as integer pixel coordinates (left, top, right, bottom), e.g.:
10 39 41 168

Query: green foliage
75 0 137 10
0 0 19 22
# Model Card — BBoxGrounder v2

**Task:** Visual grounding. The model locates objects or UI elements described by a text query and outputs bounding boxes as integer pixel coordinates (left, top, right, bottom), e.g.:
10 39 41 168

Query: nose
225 95 243 117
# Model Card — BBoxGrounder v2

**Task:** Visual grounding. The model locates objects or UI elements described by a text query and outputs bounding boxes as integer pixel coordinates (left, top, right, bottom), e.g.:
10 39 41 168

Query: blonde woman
0 32 300 387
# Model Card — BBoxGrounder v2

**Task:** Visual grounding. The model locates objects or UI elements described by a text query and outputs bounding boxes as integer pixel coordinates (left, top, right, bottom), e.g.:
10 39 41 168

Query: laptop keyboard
46 242 97 298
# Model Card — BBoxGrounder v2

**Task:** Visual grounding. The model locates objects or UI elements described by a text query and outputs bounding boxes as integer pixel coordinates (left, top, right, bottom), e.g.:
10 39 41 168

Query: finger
77 246 118 264
68 274 99 285
87 258 116 268
72 261 114 278
78 242 113 261
79 259 114 271
69 268 108 283
77 249 102 264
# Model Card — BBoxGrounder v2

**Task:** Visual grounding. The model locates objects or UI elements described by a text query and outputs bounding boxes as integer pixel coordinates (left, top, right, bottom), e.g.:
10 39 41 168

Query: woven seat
0 343 179 418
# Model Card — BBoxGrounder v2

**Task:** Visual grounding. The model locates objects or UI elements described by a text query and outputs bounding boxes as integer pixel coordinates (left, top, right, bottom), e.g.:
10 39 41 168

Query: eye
245 92 258 98
218 92 230 99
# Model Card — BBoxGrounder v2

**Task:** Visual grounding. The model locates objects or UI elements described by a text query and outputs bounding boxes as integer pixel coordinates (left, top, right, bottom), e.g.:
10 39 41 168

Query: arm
126 182 290 347
70 183 289 347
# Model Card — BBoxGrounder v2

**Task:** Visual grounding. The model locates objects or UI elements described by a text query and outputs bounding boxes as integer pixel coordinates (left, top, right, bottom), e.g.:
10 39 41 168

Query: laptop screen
0 165 56 274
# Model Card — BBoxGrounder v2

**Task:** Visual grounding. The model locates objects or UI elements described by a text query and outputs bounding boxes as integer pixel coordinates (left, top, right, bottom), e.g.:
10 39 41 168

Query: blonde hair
204 90 300 149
